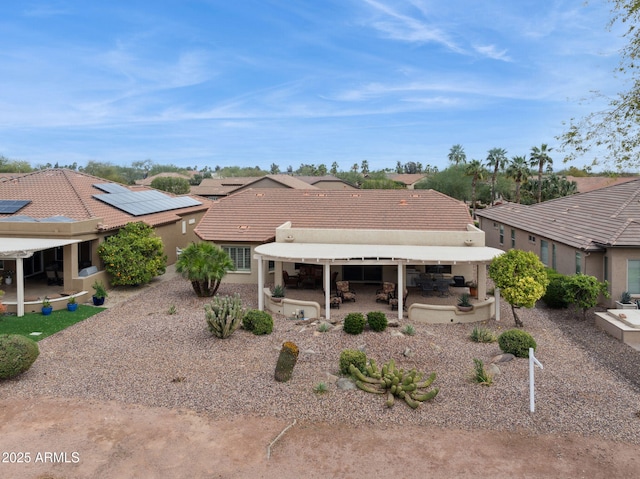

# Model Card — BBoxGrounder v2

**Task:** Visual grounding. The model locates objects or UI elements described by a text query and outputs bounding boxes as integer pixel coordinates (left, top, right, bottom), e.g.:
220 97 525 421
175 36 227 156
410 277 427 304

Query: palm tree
530 144 553 203
505 155 531 204
485 147 507 205
464 159 487 218
176 242 235 297
448 144 467 165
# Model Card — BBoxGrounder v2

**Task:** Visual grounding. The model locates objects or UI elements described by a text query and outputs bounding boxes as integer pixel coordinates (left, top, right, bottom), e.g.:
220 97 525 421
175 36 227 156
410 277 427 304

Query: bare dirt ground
1 396 639 479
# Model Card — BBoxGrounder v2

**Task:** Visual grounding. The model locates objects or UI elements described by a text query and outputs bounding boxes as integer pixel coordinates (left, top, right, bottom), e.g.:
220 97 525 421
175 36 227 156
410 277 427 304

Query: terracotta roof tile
195 188 472 242
0 168 209 230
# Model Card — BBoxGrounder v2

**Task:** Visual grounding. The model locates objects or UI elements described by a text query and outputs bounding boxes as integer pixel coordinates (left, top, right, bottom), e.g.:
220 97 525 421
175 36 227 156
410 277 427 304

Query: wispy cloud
473 44 511 62
23 3 72 17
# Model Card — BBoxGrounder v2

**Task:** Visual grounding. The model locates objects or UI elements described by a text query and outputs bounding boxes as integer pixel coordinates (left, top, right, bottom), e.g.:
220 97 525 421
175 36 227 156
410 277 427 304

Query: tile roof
566 175 638 193
476 178 640 249
190 174 317 197
195 188 473 242
0 168 209 230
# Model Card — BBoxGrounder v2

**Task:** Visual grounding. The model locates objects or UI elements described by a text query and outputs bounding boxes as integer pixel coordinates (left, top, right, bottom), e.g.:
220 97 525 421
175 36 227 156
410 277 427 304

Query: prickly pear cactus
350 358 438 409
204 294 244 339
274 341 299 382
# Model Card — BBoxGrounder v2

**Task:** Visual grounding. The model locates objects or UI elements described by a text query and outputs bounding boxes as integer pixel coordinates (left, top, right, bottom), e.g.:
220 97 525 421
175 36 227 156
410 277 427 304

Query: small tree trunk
275 342 299 382
511 304 524 327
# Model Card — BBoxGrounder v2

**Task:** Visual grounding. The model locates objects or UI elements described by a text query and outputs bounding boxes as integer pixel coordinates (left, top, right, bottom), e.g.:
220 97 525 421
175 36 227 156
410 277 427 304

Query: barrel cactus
274 341 299 382
204 294 244 339
0 334 40 379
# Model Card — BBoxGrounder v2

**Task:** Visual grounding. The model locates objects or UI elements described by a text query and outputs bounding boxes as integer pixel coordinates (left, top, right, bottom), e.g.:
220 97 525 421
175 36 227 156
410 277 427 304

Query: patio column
256 254 264 311
397 261 404 320
477 264 487 300
16 256 25 317
323 262 331 320
274 261 283 288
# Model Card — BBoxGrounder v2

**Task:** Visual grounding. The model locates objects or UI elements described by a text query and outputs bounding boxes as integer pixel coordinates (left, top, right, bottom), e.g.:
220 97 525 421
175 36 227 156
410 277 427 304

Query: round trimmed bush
366 311 388 332
242 309 273 335
0 334 40 379
339 349 367 375
343 313 366 335
498 329 537 358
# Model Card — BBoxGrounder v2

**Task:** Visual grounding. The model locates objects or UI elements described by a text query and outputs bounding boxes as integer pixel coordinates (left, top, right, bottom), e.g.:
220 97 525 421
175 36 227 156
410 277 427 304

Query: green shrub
339 349 367 375
343 313 366 335
242 309 273 335
542 269 570 309
366 311 388 332
0 334 40 379
470 326 497 343
498 329 537 358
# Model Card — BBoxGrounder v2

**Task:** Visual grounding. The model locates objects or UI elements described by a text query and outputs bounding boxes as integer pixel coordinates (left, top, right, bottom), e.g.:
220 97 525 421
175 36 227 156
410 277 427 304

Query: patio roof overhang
254 242 504 264
0 238 81 259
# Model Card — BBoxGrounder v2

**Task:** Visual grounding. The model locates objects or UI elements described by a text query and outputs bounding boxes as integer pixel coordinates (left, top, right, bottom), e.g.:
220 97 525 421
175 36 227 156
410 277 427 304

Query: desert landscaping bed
2 276 640 445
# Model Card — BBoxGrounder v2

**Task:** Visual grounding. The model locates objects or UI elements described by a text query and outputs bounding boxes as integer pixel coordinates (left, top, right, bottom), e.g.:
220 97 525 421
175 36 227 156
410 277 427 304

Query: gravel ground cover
2 276 640 445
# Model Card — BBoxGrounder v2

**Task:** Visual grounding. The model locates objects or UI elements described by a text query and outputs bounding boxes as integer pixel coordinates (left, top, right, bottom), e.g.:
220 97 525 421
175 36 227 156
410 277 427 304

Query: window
499 225 504 245
628 260 640 295
510 229 515 248
575 252 582 274
552 244 557 270
540 240 549 266
604 256 609 282
223 246 251 271
528 235 536 243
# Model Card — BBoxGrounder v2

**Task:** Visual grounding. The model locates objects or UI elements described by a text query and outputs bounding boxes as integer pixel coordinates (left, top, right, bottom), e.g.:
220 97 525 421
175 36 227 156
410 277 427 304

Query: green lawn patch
0 305 106 341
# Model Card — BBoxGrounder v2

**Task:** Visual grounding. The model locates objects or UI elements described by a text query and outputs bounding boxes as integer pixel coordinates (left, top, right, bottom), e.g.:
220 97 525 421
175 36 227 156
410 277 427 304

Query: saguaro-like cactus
275 341 299 382
204 294 244 339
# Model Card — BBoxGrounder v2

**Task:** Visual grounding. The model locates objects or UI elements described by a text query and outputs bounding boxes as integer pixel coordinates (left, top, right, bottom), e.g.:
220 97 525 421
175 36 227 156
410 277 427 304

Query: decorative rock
491 353 515 363
303 349 317 355
391 331 405 338
326 372 339 382
403 347 414 358
486 363 501 376
336 377 357 391
387 320 400 328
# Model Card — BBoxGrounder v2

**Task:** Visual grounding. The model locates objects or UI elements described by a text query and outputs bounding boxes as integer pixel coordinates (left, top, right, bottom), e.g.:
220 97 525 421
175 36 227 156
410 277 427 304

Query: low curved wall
408 297 495 324
263 288 321 319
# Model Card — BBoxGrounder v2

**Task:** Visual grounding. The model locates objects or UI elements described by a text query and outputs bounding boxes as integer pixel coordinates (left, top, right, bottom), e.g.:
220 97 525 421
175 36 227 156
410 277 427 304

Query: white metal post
495 287 500 322
529 347 543 413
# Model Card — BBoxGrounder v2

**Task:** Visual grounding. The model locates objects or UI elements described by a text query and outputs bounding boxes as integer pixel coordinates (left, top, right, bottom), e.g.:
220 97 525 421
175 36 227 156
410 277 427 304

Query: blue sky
0 1 626 172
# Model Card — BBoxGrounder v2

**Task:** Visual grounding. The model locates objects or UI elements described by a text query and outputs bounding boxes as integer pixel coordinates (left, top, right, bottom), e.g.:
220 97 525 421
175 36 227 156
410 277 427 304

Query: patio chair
336 281 356 302
375 282 395 303
452 275 465 287
283 271 300 289
436 279 450 297
45 263 63 286
390 288 408 311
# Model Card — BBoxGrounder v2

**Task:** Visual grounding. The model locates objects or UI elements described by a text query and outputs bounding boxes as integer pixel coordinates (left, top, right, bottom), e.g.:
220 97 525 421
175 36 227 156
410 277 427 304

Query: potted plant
67 295 78 312
4 270 13 286
457 293 473 312
41 297 53 316
92 280 108 306
271 284 285 302
466 281 478 298
615 291 637 310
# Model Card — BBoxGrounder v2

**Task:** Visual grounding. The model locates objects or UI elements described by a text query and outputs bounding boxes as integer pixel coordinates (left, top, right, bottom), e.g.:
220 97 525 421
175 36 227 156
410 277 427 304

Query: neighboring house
134 171 194 186
476 178 640 307
387 173 428 189
195 188 502 320
0 168 209 315
190 174 355 199
565 175 637 193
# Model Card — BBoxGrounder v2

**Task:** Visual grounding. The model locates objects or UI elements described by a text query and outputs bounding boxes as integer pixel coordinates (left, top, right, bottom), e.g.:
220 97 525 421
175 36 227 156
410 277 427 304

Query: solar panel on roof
93 183 131 194
93 190 202 216
0 214 37 222
0 199 31 214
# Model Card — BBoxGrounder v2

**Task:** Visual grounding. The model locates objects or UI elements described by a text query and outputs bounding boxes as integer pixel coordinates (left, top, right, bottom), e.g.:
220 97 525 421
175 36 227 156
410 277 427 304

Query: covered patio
254 242 503 323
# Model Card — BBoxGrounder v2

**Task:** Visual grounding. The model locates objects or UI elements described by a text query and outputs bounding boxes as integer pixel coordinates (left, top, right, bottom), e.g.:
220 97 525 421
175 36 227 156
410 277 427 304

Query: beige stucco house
476 178 640 308
195 188 502 321
0 168 209 315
